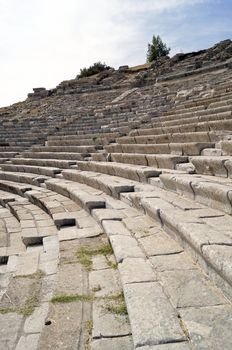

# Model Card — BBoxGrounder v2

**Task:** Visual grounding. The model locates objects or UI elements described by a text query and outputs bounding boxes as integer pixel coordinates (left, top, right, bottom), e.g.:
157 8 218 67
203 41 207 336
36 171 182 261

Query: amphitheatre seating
1 40 232 349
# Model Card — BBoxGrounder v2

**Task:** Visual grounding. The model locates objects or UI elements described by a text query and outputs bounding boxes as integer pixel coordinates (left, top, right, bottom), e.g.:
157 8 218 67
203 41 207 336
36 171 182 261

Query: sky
0 0 231 107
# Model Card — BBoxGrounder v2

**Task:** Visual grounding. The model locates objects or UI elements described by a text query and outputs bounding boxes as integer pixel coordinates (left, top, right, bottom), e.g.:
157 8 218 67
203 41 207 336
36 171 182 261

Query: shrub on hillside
147 35 170 62
78 62 112 78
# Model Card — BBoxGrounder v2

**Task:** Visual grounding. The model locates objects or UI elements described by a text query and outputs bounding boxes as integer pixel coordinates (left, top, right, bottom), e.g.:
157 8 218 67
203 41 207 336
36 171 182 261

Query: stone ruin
0 39 232 349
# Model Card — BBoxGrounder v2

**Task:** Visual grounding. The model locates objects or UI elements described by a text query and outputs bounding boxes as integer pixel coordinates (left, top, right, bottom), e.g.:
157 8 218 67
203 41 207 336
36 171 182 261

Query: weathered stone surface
139 233 183 256
58 226 102 241
92 255 109 270
52 212 76 227
24 302 49 333
16 334 40 350
38 302 82 350
7 252 39 276
89 269 121 297
110 234 145 263
91 336 134 350
103 219 131 236
202 245 232 286
158 269 226 308
150 252 197 272
119 258 156 284
124 282 186 347
92 299 131 338
0 313 23 350
123 214 158 238
92 208 126 223
179 305 232 350
139 343 191 350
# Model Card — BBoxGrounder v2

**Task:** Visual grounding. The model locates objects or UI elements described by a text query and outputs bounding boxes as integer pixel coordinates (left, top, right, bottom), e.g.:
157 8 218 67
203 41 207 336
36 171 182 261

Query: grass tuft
51 294 93 303
104 290 128 316
76 243 113 270
92 285 101 293
19 295 39 317
14 270 45 280
85 320 93 335
106 303 128 316
0 307 16 314
106 260 118 269
106 291 124 301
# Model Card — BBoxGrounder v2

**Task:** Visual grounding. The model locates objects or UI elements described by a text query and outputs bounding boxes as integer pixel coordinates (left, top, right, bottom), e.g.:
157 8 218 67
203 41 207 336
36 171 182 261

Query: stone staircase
0 39 232 349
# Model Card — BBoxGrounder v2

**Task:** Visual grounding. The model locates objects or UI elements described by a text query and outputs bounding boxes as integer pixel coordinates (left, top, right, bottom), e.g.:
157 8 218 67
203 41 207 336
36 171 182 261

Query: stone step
0 146 27 152
46 137 107 146
25 187 82 228
11 158 76 169
156 110 232 127
129 119 232 137
190 155 232 177
7 200 57 247
31 145 98 153
43 176 232 349
0 171 49 187
111 153 189 169
106 142 215 156
0 189 22 206
159 173 232 215
76 160 162 182
47 131 120 141
1 164 61 177
0 180 32 196
21 151 85 160
201 148 223 156
0 205 25 257
45 178 106 212
220 141 232 155
62 169 136 199
159 105 232 122
0 178 96 233
0 158 10 164
120 185 232 301
118 130 231 145
0 152 19 158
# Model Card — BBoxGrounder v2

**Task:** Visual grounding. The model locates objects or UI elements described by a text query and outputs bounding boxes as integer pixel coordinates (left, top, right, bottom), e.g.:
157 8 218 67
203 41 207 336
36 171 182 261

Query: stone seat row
117 130 230 144
47 131 121 141
44 174 232 305
2 177 232 348
0 179 101 237
150 109 232 128
2 154 232 305
105 142 215 156
129 119 232 136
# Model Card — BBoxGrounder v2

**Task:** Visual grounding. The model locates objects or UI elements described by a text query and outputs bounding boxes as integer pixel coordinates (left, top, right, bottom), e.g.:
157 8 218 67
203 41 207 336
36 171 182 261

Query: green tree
78 61 112 78
146 35 170 62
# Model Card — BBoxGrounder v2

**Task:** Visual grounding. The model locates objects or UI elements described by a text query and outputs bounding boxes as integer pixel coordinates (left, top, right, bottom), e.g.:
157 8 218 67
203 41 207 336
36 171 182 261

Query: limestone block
179 305 232 350
150 252 196 272
24 303 49 333
139 233 183 256
119 257 156 284
110 235 145 263
0 313 24 350
103 220 131 236
91 337 133 350
89 269 121 297
92 208 126 224
158 269 225 308
124 282 186 348
92 300 131 338
191 156 228 177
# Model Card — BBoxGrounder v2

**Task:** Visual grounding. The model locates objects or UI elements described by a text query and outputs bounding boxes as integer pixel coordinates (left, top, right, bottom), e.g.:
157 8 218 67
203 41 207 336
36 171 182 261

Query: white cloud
0 0 221 107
